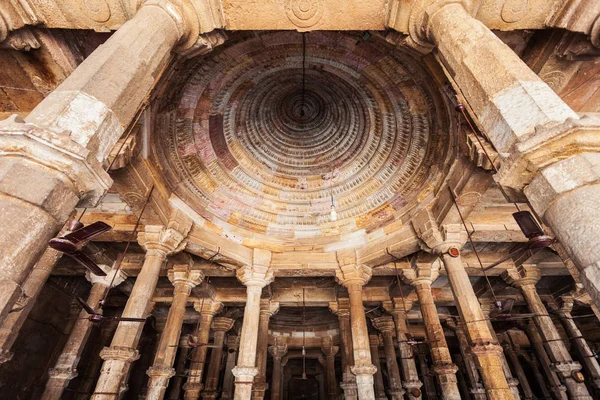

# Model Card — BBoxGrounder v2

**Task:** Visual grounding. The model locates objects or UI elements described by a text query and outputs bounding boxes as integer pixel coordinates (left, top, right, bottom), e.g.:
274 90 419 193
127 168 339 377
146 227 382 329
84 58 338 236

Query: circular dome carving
155 32 454 248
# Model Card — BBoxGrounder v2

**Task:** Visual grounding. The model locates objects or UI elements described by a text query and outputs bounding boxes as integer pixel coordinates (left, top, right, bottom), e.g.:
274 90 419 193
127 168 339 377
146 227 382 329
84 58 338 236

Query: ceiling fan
75 296 147 324
481 211 556 272
49 220 112 276
488 298 536 321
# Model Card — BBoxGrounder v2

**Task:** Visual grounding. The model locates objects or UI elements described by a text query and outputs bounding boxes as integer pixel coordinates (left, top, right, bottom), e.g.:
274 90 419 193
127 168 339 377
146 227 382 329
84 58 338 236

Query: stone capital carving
99 346 140 362
259 300 280 317
372 316 396 334
470 341 503 357
329 298 351 318
194 299 223 316
502 265 541 289
551 360 583 378
369 334 381 347
85 264 127 287
558 295 575 316
168 264 204 289
269 342 289 359
212 317 234 333
236 264 274 288
321 343 338 358
351 363 377 376
432 361 459 375
335 264 372 288
412 209 466 253
47 366 78 381
232 366 259 379
138 211 193 256
226 335 240 350
401 258 441 287
146 365 176 378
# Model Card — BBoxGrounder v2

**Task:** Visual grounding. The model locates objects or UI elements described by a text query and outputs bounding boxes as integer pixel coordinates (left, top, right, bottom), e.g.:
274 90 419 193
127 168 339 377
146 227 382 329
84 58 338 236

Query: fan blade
482 248 528 271
75 296 98 315
62 221 112 244
68 251 107 276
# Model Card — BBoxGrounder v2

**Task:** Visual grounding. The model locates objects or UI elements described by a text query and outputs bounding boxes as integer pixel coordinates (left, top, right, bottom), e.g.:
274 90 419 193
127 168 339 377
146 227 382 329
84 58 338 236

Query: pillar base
340 379 359 400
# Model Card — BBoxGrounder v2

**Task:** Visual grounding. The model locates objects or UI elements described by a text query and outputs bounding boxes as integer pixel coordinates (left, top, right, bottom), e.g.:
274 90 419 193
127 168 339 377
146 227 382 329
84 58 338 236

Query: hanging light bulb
330 195 337 221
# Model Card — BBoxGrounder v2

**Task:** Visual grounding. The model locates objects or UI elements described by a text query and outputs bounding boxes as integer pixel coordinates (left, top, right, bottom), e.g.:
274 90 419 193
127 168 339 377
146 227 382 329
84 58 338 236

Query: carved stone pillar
556 296 600 392
183 299 224 400
42 267 126 400
372 316 404 400
222 335 240 400
415 345 438 400
382 299 423 400
232 252 274 400
414 0 600 310
167 335 191 400
445 318 486 400
402 262 460 400
321 337 338 400
335 261 377 400
368 335 387 400
92 218 191 400
0 0 202 325
504 266 591 399
522 320 568 400
329 299 358 400
201 317 235 399
146 264 203 400
499 334 534 400
269 339 288 400
252 301 279 400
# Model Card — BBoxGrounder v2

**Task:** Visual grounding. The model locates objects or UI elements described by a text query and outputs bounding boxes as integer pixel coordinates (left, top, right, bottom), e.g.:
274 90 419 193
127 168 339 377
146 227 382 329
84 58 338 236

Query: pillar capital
502 265 541 289
401 258 441 288
85 264 127 287
351 363 377 376
226 334 240 350
47 366 78 381
231 365 258 379
236 264 274 288
328 298 351 318
269 342 289 359
321 344 338 358
558 295 575 316
212 317 234 333
193 299 223 317
138 212 193 256
99 346 140 362
146 365 176 379
372 316 396 335
369 334 381 347
412 208 467 253
260 300 280 317
335 264 372 289
167 264 204 289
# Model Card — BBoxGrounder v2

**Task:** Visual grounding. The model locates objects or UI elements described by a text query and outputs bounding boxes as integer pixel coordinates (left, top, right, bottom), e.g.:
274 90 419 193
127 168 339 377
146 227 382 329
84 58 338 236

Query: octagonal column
321 337 338 400
402 265 460 400
183 299 224 400
252 301 279 400
372 316 404 400
42 267 126 400
222 335 240 400
382 300 423 400
146 265 203 400
167 335 191 400
420 1 600 309
269 339 288 400
368 335 387 400
232 254 274 400
201 317 235 400
0 0 194 325
330 299 358 400
336 263 377 400
556 296 600 393
93 219 191 400
504 267 591 399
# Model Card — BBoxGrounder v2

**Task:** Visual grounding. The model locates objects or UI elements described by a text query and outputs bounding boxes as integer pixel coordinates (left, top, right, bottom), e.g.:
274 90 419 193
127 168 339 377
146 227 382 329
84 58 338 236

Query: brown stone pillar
232 256 274 400
335 263 377 400
269 339 288 400
92 219 191 400
415 344 438 400
183 299 224 400
329 299 358 400
146 265 203 399
252 301 279 400
321 337 338 400
372 316 404 400
402 265 460 400
201 317 235 399
504 266 591 399
368 335 387 400
167 335 191 400
222 335 240 400
0 0 192 325
42 267 126 400
382 299 423 400
499 334 534 400
556 296 600 392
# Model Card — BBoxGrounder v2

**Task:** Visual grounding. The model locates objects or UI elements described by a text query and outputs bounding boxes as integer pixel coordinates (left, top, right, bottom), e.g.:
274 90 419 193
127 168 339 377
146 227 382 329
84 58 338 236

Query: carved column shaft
269 341 288 400
252 302 278 400
167 336 191 400
447 319 486 400
372 317 404 400
202 317 234 399
333 304 358 400
368 335 386 400
500 336 534 400
321 339 338 400
222 335 239 400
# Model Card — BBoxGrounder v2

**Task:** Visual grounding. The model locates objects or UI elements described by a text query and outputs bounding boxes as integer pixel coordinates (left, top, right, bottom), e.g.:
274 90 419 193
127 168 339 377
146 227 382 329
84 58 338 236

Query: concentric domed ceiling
155 31 455 248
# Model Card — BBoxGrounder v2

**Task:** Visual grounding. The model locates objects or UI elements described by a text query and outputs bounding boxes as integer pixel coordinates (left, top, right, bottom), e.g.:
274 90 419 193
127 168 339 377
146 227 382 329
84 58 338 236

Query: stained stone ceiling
154 31 456 247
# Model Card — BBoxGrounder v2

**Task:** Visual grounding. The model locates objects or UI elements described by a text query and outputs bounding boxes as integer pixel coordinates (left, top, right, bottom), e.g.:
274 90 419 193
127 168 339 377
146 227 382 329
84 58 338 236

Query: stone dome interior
153 31 455 249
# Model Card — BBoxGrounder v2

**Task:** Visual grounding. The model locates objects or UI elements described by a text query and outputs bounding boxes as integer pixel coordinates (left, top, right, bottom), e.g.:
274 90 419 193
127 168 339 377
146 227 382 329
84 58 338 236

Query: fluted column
92 218 191 400
167 335 191 400
321 337 338 400
0 0 197 325
183 299 224 400
499 334 534 400
445 318 486 400
556 296 600 392
269 338 288 400
382 299 423 400
372 317 404 400
369 335 387 400
232 254 274 400
222 335 240 400
402 263 460 400
252 301 279 400
201 317 235 399
42 267 126 400
330 299 358 400
335 262 377 400
504 266 591 399
146 264 203 400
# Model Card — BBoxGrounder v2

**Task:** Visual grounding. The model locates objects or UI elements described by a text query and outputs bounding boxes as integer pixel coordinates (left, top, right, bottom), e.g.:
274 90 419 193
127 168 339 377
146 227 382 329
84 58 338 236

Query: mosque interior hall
1 1 600 400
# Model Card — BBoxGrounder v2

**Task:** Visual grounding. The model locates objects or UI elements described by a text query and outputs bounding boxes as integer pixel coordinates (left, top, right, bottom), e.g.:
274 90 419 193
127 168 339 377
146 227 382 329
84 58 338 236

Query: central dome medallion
155 31 455 248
